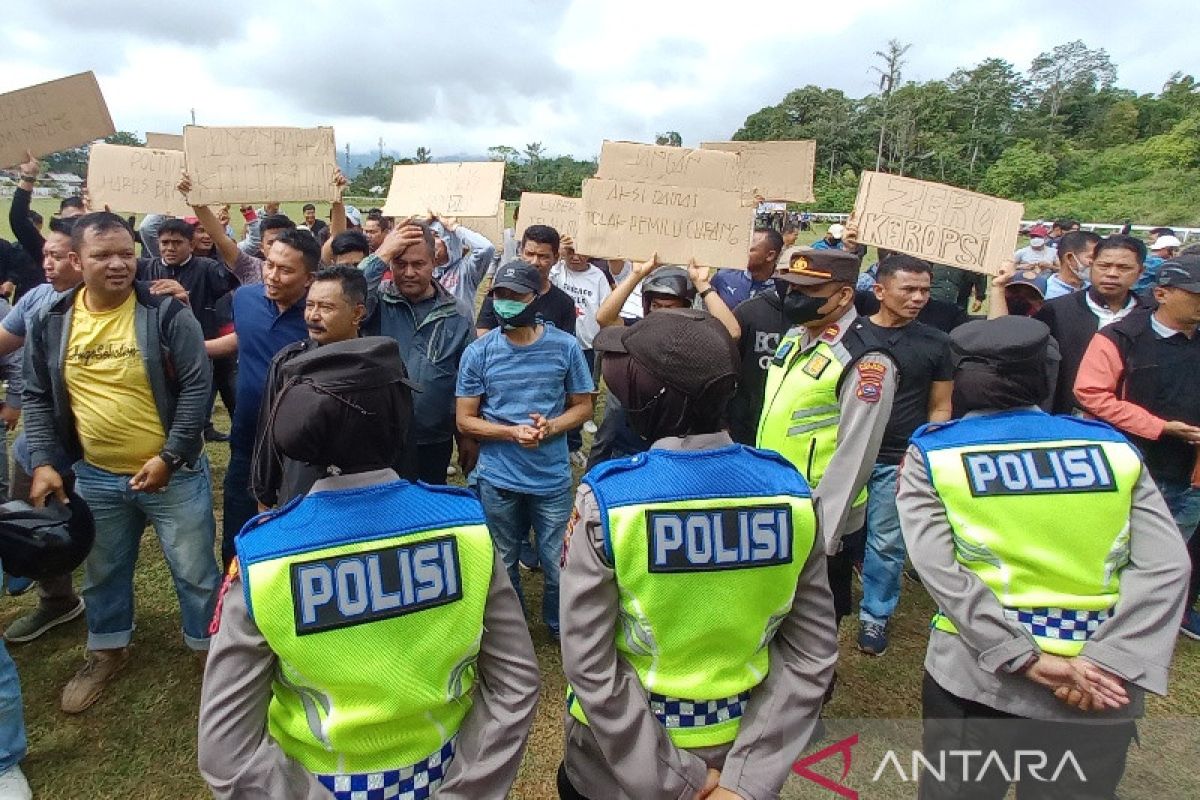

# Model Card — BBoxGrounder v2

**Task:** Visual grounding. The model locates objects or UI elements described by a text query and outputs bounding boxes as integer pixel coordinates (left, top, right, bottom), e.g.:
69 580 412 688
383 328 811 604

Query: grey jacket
22 283 212 470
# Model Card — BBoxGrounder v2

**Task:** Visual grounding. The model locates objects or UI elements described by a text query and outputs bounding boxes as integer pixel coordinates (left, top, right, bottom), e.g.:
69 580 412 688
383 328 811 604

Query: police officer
559 308 837 800
198 337 540 800
899 316 1189 799
757 247 897 621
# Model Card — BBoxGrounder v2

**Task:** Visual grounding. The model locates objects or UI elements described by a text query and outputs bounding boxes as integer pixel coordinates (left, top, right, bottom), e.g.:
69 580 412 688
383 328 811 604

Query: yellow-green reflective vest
912 410 1141 656
568 444 817 748
237 479 493 777
757 329 879 509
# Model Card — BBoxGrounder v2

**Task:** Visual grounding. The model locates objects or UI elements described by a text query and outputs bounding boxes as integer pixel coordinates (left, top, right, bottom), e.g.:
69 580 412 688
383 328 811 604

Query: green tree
871 39 912 170
979 140 1057 198
1028 40 1117 123
655 131 682 146
414 147 432 163
947 58 1026 184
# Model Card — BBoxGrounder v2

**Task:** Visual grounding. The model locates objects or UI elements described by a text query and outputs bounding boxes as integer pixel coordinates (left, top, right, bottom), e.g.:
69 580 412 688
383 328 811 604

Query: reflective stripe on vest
238 480 493 776
913 410 1140 656
756 336 867 508
316 737 456 800
568 445 816 748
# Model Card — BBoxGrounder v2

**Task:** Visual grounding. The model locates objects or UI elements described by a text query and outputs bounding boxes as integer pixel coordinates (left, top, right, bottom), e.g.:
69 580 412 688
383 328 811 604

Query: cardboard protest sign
0 71 115 168
852 171 1024 275
145 132 183 151
182 125 338 205
596 141 741 191
701 140 816 202
458 201 507 248
381 161 505 219
87 143 191 216
516 193 581 240
576 178 756 267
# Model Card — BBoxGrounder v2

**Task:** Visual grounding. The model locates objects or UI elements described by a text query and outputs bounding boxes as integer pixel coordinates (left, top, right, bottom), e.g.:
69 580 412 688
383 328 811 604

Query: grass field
0 196 1196 797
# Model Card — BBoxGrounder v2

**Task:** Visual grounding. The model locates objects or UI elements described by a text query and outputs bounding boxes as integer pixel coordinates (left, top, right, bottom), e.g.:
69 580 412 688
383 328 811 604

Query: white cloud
0 0 1195 161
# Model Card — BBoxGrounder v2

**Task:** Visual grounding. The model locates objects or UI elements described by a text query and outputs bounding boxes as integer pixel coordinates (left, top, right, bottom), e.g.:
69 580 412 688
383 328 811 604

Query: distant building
47 172 84 195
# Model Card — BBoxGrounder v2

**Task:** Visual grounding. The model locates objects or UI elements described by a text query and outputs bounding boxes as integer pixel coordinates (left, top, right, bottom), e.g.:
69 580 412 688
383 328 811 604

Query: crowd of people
0 146 1193 800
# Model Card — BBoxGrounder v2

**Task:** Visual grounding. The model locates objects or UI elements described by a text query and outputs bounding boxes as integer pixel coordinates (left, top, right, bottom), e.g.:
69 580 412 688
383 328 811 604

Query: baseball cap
827 223 846 239
1150 235 1182 250
593 308 737 397
1029 224 1049 237
775 247 861 286
1007 269 1049 299
1157 255 1200 293
491 260 542 295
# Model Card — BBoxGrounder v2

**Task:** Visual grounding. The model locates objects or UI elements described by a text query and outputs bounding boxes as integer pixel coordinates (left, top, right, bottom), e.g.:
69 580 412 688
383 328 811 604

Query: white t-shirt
1013 244 1056 267
550 262 612 349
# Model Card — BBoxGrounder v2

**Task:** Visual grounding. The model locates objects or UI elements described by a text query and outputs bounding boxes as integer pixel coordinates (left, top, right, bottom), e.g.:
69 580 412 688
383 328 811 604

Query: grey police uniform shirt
197 468 541 800
786 306 898 552
897 410 1190 720
559 432 839 800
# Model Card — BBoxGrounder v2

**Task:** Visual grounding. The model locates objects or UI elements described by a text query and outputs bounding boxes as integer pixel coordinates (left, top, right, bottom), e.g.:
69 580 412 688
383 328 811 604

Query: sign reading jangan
182 125 338 205
852 172 1024 275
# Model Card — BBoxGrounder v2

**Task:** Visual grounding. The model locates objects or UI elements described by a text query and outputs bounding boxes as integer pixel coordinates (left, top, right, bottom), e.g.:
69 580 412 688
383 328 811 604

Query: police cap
950 316 1050 374
774 247 861 286
593 308 738 397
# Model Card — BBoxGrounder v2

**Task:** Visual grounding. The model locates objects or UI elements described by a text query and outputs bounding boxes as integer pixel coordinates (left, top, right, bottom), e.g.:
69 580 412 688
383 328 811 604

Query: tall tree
947 58 1026 184
1029 40 1117 122
655 131 683 146
414 146 432 163
872 39 911 171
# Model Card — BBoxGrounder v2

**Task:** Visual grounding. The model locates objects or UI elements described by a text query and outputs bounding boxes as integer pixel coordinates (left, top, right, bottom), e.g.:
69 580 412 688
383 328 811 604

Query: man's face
521 240 557 275
157 230 193 266
1091 247 1142 300
747 231 775 271
363 220 386 252
566 249 591 271
1063 242 1097 277
493 287 536 304
393 241 436 300
305 279 363 345
873 269 931 322
260 226 287 259
334 250 367 266
264 203 280 215
72 226 136 297
782 230 798 247
1005 284 1044 317
263 241 313 306
784 280 851 327
1154 286 1200 328
192 224 214 252
43 232 81 291
303 208 316 225
1152 247 1176 260
645 293 688 313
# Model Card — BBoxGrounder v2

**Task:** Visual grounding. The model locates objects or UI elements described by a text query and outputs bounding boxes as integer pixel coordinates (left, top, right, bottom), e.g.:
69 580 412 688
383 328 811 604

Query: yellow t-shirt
64 290 166 474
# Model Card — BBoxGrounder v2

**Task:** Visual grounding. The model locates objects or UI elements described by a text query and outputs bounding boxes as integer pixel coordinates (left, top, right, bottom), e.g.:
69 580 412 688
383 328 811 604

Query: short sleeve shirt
456 325 594 494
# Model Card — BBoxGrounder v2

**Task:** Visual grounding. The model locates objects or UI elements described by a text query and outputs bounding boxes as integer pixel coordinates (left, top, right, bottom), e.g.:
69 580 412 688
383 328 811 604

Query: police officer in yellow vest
197 337 541 800
558 309 838 800
757 247 896 622
899 316 1189 799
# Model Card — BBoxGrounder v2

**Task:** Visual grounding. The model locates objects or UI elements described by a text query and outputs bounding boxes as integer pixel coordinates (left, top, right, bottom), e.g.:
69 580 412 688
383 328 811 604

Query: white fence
773 212 1199 243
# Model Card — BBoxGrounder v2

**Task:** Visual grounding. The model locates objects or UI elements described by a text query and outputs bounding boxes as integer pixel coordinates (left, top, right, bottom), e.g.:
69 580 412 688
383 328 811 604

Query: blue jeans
476 479 573 634
0 563 26 774
75 457 222 651
222 446 258 567
1156 479 1200 541
860 463 904 626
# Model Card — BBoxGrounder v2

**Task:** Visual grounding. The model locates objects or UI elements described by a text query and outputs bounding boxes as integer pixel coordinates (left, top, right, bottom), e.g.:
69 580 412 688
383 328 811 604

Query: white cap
827 223 845 239
1151 235 1182 250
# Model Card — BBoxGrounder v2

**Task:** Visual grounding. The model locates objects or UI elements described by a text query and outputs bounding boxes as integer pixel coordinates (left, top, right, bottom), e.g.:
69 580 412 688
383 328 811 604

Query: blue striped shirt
456 325 594 494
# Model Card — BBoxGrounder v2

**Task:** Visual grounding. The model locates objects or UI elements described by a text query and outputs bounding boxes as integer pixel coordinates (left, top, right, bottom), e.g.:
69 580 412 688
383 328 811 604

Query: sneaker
5 598 86 643
0 765 32 800
4 575 34 597
61 648 130 714
570 450 588 469
583 421 598 434
857 621 889 656
1182 609 1200 641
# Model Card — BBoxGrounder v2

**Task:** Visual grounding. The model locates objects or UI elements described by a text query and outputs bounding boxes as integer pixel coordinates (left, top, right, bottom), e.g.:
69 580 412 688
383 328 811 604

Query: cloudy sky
3 0 1195 161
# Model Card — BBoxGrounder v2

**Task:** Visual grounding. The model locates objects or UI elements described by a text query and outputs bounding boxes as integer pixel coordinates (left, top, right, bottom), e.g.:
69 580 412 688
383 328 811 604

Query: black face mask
778 284 833 324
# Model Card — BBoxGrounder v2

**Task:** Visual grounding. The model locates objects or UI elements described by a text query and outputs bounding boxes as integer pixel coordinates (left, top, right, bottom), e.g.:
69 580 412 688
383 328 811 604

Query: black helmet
0 492 95 581
641 266 696 316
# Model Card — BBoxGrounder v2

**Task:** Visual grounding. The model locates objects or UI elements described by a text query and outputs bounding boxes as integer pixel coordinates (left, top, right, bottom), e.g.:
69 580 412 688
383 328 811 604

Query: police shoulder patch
855 359 888 403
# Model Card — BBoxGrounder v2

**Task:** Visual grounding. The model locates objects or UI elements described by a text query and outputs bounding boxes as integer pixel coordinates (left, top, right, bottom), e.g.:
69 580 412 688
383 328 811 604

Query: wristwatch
159 450 186 473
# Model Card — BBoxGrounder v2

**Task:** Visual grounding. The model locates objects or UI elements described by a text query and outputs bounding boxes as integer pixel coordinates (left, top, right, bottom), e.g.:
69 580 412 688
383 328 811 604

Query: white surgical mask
1029 237 1046 248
